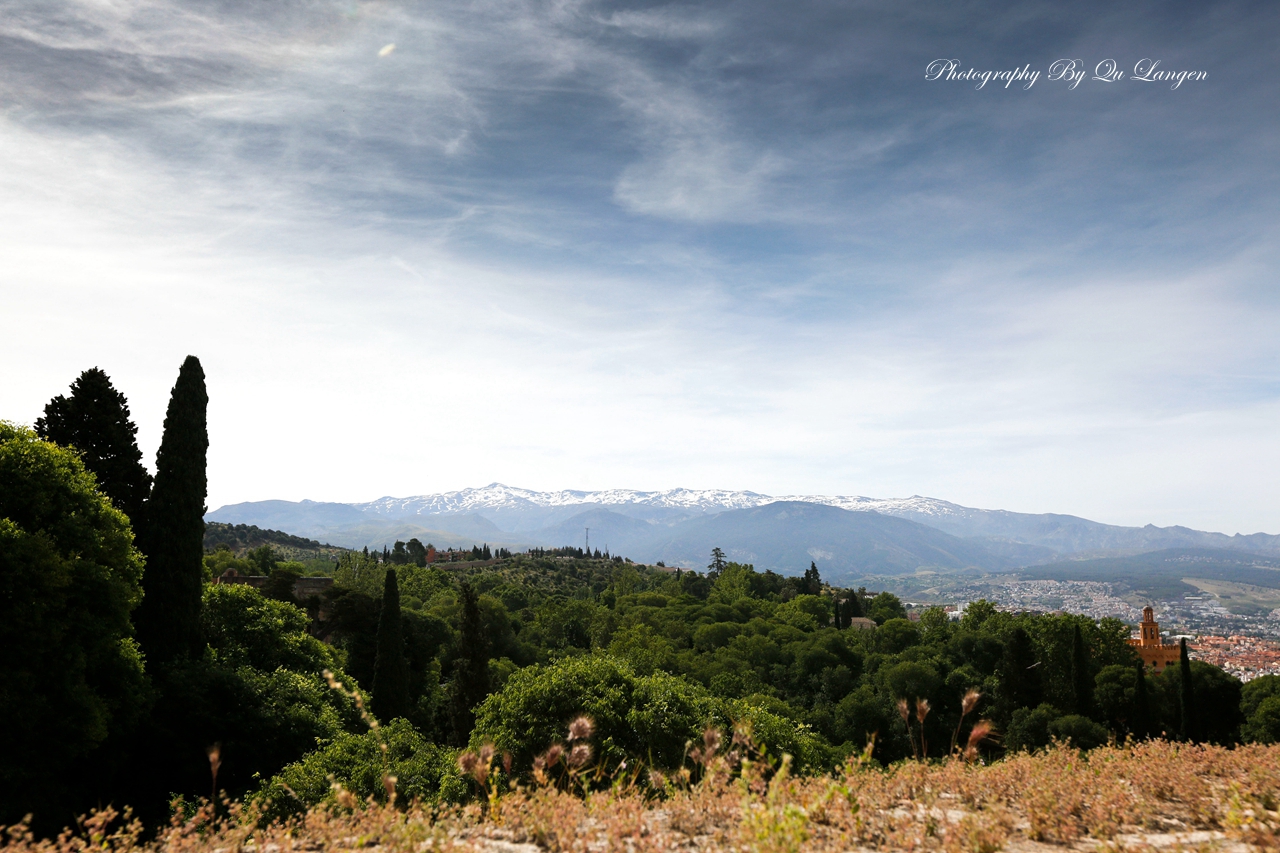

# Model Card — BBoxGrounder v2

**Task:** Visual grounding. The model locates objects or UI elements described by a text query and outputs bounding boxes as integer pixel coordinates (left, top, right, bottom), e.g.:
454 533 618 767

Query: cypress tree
847 590 865 618
450 582 491 743
1133 659 1150 740
833 594 842 629
36 367 152 523
371 569 410 722
1179 638 1197 741
1070 623 1094 717
134 356 207 664
996 625 1042 717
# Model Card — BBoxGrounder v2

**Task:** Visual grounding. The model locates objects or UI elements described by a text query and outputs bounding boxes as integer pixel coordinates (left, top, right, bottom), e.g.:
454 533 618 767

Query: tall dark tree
708 547 727 577
845 590 865 619
35 367 152 523
450 582 491 743
996 626 1042 719
832 594 843 629
1179 638 1197 742
803 561 822 595
133 356 207 664
1133 660 1151 740
1070 623 1094 717
371 569 410 721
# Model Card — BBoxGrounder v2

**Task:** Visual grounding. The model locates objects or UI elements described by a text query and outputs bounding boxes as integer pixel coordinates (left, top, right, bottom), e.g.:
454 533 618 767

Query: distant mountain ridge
206 483 1280 574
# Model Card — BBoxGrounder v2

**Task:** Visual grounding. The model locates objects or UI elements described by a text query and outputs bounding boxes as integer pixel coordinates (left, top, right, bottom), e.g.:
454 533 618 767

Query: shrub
471 653 836 773
255 719 466 820
1047 714 1108 749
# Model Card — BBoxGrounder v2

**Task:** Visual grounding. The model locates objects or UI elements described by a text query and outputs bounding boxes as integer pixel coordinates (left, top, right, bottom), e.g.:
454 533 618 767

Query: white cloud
1 0 1277 536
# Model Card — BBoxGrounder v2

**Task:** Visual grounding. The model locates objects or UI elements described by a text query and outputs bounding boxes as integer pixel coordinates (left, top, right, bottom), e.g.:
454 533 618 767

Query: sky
2 0 1278 533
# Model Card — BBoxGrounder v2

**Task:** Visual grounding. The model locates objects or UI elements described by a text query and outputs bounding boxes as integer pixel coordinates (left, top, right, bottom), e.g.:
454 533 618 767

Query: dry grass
6 741 1280 853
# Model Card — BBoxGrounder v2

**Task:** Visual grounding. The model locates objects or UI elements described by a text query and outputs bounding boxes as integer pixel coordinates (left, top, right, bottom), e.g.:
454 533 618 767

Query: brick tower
1128 606 1181 672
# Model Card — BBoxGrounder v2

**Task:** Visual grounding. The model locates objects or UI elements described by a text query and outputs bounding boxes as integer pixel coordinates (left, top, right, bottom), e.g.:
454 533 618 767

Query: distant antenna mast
585 527 590 553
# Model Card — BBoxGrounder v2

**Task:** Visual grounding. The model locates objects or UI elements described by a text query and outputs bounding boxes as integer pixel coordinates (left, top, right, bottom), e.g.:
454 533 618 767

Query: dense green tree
471 653 831 773
0 424 147 827
995 626 1041 721
1242 675 1280 743
866 591 907 625
1095 664 1136 735
128 584 362 822
134 356 208 664
1133 660 1151 739
1070 624 1094 717
844 590 864 620
34 368 152 523
803 561 822 595
1155 658 1241 745
372 570 410 721
449 582 491 742
262 566 302 604
1179 638 1196 741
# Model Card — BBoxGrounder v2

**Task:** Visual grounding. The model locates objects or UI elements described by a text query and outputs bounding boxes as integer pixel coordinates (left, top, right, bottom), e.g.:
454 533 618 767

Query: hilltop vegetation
203 521 346 560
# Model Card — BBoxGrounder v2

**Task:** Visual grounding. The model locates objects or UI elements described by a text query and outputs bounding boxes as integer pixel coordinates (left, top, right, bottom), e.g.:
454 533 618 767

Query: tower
1128 606 1181 672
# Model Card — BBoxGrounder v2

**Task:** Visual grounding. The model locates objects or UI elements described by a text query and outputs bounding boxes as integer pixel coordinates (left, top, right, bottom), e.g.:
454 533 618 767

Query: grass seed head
568 716 594 742
567 743 592 768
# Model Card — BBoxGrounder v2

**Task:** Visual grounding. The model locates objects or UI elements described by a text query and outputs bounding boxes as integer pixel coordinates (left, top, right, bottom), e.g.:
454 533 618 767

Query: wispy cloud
1 0 1277 532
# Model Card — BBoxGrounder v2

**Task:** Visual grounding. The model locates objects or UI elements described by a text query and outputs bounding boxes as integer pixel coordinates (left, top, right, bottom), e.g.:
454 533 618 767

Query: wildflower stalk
951 689 982 757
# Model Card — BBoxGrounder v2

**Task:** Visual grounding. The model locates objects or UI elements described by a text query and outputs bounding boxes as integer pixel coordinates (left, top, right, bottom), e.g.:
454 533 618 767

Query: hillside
648 501 1051 576
1018 547 1280 610
208 484 1280 566
203 522 348 560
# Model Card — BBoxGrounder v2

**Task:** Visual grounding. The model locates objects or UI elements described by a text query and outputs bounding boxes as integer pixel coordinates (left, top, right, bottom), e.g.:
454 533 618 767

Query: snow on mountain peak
352 484 966 519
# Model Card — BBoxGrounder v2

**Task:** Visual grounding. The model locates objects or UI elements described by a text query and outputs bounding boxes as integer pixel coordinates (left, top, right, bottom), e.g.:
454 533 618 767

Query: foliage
34 367 152 523
122 584 362 823
1242 675 1280 743
372 569 410 721
203 521 343 561
0 423 147 826
134 356 208 664
255 719 466 820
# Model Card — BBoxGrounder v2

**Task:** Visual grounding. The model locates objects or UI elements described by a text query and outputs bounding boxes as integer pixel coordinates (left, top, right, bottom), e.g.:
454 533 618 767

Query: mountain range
205 484 1280 578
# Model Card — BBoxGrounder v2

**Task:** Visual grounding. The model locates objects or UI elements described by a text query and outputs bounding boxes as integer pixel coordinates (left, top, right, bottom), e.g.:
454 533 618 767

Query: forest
5 361 1280 835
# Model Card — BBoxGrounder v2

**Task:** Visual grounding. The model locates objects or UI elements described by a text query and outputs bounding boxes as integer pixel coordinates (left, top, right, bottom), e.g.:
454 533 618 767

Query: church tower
1128 606 1181 672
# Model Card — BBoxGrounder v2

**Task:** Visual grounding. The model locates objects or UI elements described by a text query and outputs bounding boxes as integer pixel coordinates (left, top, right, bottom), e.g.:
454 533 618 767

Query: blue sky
2 0 1278 532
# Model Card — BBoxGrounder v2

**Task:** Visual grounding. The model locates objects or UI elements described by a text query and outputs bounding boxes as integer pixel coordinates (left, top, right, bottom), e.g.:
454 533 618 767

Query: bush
471 653 836 773
1047 714 1109 749
471 654 715 770
1005 704 1061 752
255 719 466 821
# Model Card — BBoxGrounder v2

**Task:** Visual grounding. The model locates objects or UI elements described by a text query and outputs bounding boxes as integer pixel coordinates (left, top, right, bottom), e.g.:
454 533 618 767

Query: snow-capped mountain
355 484 775 516
354 483 963 519
208 484 1280 562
